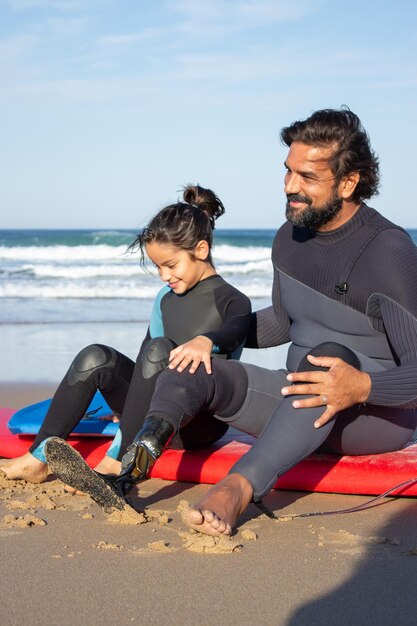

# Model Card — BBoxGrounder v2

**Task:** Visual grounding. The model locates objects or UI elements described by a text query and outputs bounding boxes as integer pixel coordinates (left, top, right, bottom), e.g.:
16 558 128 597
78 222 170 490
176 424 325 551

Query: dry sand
1 383 417 626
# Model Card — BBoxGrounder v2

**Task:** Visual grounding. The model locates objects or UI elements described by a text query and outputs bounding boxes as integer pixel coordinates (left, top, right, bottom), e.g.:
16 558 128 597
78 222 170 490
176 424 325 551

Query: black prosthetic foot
45 438 135 515
120 417 175 482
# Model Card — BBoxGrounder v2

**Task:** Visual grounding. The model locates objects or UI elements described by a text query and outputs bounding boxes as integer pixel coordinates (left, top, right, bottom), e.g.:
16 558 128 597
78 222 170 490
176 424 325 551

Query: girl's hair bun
182 184 225 227
129 183 225 268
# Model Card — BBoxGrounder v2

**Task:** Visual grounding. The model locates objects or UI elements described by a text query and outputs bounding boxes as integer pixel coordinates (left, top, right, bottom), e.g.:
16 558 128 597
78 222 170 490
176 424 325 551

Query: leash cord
254 476 417 521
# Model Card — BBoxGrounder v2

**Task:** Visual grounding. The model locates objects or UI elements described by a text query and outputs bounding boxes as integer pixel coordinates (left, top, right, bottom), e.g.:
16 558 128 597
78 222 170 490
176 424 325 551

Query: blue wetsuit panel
149 285 170 338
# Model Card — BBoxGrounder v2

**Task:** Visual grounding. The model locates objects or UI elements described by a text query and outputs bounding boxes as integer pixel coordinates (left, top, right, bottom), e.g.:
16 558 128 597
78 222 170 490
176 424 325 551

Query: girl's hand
98 414 120 423
168 336 214 374
281 354 371 428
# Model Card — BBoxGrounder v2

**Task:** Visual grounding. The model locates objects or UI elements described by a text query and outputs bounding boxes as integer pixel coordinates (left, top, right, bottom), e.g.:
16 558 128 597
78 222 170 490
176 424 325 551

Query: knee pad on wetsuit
68 344 118 385
141 337 176 380
297 342 361 372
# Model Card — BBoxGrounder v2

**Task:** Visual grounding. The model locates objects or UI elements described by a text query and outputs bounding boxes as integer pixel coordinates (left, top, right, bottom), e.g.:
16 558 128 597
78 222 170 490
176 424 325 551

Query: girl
0 185 251 483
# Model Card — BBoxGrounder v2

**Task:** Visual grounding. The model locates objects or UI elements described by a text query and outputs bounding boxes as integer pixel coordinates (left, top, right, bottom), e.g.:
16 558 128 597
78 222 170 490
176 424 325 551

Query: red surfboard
1 407 417 496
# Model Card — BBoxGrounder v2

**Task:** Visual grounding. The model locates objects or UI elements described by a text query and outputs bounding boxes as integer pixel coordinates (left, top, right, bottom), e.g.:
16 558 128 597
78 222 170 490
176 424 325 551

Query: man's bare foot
181 473 253 537
64 455 122 494
0 453 48 483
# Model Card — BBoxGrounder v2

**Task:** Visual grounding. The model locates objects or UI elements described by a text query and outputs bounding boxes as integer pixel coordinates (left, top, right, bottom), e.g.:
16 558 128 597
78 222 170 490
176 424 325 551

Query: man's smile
287 194 312 208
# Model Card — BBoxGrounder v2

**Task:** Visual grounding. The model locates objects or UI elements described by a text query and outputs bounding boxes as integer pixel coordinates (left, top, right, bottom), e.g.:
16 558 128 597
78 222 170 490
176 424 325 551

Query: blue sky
0 0 416 229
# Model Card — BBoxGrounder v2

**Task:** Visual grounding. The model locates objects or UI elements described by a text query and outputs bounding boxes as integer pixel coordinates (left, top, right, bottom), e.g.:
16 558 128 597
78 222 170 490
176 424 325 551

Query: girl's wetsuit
145 204 417 500
29 275 251 462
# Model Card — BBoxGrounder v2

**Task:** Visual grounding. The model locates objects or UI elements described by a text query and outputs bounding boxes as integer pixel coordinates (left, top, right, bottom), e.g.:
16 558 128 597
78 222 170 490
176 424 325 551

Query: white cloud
98 28 164 48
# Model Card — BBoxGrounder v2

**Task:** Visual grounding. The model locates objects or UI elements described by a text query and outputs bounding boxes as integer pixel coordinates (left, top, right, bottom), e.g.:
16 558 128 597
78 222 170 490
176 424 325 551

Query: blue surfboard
7 390 118 437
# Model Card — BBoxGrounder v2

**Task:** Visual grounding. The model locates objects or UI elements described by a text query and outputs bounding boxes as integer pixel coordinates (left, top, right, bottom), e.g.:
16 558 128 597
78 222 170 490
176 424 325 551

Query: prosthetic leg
45 437 130 514
45 417 174 514
118 417 174 483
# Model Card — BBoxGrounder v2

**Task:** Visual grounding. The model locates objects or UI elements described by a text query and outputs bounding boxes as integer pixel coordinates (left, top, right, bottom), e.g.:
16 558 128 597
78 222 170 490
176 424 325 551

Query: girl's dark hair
130 184 225 267
280 107 380 203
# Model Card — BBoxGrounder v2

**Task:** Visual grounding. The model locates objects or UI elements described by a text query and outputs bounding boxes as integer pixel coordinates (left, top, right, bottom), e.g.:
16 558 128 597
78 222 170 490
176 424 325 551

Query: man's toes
201 509 222 529
182 504 233 536
201 508 215 523
183 506 204 526
200 509 230 534
203 509 230 534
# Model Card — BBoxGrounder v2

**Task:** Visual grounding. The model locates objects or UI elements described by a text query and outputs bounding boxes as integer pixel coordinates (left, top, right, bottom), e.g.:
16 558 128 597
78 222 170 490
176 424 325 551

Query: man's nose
284 171 301 195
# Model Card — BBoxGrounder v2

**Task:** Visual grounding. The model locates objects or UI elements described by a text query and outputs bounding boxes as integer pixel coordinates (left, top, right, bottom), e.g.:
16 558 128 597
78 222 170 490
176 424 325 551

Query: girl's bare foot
64 455 121 494
0 453 48 483
94 455 121 476
181 473 253 536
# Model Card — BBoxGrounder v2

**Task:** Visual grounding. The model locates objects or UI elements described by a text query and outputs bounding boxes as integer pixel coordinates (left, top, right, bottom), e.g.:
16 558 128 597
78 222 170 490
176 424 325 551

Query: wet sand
1 384 417 626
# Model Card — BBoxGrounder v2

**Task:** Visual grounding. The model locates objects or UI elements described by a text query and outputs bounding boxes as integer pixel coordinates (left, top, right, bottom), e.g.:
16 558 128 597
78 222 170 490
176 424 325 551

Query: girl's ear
195 240 210 261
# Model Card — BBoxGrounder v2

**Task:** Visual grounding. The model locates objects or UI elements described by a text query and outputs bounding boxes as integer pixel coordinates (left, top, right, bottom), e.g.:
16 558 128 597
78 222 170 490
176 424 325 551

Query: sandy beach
1 0 417 618
0 383 416 626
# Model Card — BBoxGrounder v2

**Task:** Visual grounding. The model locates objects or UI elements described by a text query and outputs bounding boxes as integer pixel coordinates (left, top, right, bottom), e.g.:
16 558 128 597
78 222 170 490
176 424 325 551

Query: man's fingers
290 396 327 409
286 371 325 384
313 408 336 428
306 354 340 367
282 383 322 396
283 388 336 426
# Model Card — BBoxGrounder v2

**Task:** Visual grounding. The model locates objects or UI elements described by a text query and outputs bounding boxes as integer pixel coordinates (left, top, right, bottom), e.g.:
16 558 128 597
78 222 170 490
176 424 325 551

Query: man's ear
195 240 210 260
339 171 360 200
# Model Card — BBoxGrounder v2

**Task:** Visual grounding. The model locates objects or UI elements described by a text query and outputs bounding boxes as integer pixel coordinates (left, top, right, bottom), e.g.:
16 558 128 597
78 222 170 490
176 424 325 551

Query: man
47 108 417 535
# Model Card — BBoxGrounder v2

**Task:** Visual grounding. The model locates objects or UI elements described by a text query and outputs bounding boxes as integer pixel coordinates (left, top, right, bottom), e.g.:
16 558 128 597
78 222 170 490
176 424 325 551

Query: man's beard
286 191 343 229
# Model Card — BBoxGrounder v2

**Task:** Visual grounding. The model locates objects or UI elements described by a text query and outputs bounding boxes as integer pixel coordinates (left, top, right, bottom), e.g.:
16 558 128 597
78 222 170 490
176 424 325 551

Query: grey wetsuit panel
279 271 395 373
216 363 288 437
220 272 398 437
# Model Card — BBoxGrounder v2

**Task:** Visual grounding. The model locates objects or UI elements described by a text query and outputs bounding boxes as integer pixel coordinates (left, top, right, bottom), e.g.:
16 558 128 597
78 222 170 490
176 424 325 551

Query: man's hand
281 354 371 428
168 336 214 374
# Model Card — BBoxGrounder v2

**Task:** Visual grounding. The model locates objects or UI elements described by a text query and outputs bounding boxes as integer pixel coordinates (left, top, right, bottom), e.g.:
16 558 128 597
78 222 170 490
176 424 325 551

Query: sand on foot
180 473 253 537
0 453 48 483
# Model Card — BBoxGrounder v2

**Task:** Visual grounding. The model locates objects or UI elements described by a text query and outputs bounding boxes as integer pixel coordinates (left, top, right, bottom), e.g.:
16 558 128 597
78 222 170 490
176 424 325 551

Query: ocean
1 227 417 384
0 228 283 382
0 229 275 324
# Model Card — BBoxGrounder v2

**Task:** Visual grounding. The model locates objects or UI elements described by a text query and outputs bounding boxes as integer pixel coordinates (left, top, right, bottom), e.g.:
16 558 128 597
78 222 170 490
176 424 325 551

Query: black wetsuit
146 204 417 499
30 275 251 462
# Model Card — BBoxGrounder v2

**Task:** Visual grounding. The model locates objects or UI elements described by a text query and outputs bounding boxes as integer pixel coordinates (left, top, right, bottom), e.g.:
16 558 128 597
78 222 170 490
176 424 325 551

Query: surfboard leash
253 476 417 521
